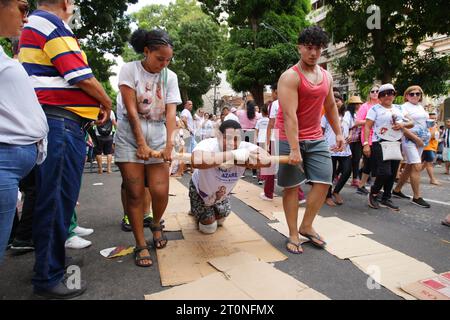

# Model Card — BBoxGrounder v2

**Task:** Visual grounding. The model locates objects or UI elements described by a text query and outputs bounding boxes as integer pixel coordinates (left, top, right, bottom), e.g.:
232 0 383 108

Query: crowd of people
1 0 449 300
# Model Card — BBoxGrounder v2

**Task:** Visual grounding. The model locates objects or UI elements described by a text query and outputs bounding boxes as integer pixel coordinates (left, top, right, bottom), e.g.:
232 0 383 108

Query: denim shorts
422 150 436 163
277 139 332 188
115 116 166 165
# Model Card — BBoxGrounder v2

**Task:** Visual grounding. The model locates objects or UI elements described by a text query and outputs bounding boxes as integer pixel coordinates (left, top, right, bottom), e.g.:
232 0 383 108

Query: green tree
199 0 310 107
325 0 450 96
74 0 138 82
19 0 136 83
0 38 13 57
123 0 224 109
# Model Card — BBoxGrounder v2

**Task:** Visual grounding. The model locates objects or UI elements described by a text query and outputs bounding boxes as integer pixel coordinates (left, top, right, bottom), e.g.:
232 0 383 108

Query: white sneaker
73 226 94 237
259 192 273 201
65 236 92 249
198 221 218 234
298 199 307 205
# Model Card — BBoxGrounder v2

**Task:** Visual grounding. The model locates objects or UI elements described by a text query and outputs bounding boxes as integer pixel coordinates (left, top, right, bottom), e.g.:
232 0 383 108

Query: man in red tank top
275 26 344 254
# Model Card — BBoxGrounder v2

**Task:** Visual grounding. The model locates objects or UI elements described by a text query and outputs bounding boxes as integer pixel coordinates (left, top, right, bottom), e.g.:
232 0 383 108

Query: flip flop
441 220 450 227
300 232 327 249
285 239 303 254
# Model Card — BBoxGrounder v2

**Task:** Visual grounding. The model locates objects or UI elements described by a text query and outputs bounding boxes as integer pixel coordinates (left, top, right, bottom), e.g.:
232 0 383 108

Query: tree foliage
123 0 224 109
199 0 310 107
325 0 450 96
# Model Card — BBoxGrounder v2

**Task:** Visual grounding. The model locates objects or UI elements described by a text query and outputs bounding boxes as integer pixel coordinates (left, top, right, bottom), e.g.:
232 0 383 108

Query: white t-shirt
0 45 48 145
202 119 215 139
321 113 352 156
181 108 194 133
118 61 182 120
366 104 406 142
269 100 279 119
224 112 239 123
191 138 258 206
116 93 124 122
400 102 430 145
255 117 270 143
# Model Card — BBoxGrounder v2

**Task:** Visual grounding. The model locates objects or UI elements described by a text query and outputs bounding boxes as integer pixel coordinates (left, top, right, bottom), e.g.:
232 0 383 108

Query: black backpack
97 119 113 137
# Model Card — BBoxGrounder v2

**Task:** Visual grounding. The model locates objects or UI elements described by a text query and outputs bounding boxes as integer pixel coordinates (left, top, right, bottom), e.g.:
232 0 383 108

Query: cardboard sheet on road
325 235 394 259
147 252 328 300
269 212 372 243
401 272 450 300
157 211 287 286
350 251 437 300
156 240 236 286
232 180 284 220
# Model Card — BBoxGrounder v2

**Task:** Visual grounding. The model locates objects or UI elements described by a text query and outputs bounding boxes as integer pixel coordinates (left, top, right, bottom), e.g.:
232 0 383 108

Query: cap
230 107 237 113
378 83 396 94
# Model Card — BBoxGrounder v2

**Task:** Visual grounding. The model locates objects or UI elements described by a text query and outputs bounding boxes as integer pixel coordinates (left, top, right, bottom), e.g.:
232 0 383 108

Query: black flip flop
300 232 327 249
285 239 303 254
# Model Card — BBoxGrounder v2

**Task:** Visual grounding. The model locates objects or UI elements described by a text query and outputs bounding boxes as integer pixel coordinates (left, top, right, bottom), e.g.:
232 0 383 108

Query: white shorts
402 141 423 164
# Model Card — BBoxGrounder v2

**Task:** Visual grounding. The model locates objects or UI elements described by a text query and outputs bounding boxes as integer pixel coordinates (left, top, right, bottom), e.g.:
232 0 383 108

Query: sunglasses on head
379 90 396 98
408 92 422 97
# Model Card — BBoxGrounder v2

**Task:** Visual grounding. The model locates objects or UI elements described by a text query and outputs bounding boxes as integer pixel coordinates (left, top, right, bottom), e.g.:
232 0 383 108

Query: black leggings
350 142 362 180
370 142 400 200
328 156 352 197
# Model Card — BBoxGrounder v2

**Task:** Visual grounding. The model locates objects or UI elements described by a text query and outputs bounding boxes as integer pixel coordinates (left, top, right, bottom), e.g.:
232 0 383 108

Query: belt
42 105 87 126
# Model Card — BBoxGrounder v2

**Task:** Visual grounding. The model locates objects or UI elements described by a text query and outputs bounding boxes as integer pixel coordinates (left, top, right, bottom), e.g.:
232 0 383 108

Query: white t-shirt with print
118 61 182 120
366 104 406 142
191 138 258 206
255 117 270 143
321 113 352 156
400 102 429 145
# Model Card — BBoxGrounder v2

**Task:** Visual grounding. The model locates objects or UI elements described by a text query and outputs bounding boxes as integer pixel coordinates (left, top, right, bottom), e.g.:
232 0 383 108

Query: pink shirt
275 65 329 141
357 102 376 146
237 109 261 129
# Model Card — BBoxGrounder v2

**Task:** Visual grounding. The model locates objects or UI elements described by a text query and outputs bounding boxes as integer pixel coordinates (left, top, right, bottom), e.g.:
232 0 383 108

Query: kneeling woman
116 29 182 267
189 120 271 234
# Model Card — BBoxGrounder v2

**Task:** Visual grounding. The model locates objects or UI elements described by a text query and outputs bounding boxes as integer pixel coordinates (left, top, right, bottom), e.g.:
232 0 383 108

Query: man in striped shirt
19 0 112 299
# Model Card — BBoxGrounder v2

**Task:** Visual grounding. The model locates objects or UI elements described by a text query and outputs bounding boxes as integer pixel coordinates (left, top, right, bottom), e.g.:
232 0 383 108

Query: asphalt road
1 162 449 300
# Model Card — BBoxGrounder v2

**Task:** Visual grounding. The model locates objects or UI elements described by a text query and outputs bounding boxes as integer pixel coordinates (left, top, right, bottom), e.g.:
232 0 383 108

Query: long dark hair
246 101 257 120
347 103 357 118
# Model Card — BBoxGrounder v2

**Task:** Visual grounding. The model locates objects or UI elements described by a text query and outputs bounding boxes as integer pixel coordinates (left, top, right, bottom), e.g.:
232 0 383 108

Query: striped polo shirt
18 10 100 120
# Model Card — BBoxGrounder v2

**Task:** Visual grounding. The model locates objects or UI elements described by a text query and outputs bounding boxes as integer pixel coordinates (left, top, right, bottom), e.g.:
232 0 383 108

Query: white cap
230 107 237 113
378 83 396 94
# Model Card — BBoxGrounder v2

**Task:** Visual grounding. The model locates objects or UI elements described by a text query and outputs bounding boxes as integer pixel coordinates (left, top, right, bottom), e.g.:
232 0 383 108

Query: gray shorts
277 139 332 188
115 116 166 165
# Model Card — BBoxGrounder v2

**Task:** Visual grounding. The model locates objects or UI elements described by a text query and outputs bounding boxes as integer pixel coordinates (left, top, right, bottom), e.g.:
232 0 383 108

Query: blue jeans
0 143 37 262
32 117 86 290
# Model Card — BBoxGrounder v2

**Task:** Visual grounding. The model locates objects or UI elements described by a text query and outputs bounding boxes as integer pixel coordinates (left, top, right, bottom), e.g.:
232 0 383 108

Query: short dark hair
219 120 242 134
271 83 278 91
130 28 173 54
221 106 229 112
298 25 329 48
37 0 66 5
0 0 14 6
